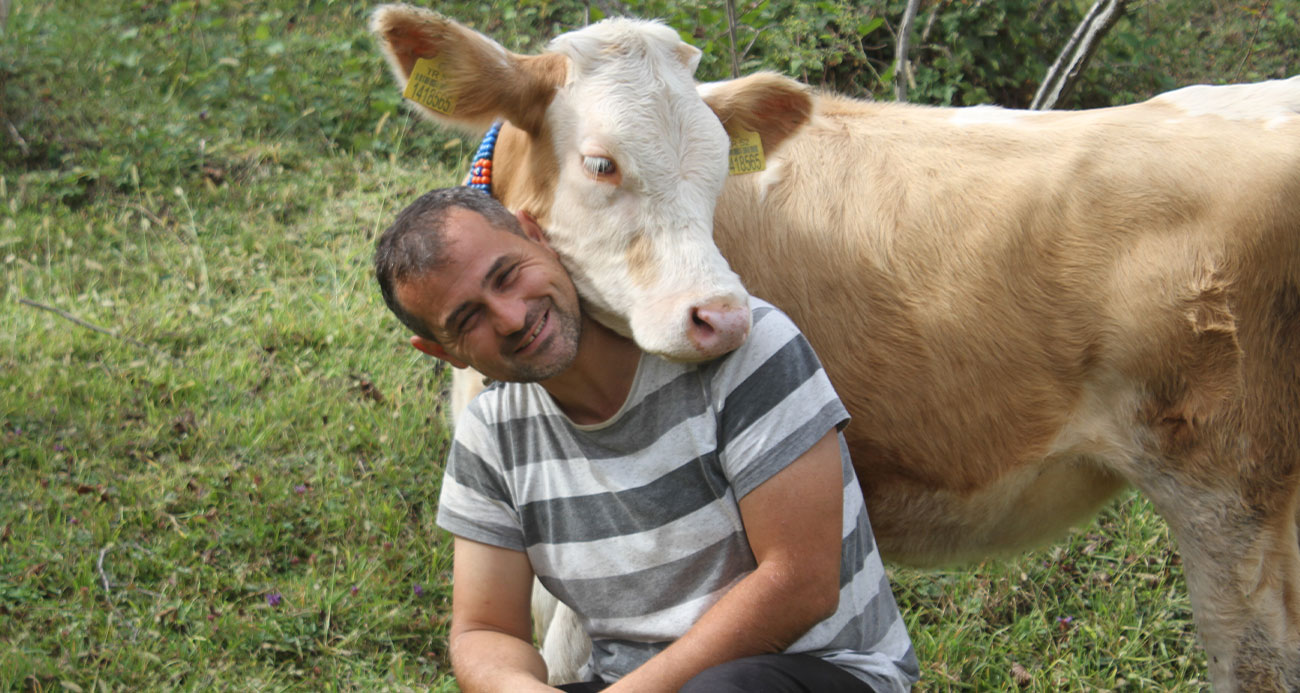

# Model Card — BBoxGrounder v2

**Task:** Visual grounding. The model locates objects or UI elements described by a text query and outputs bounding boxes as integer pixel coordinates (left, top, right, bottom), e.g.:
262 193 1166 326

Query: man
374 187 918 692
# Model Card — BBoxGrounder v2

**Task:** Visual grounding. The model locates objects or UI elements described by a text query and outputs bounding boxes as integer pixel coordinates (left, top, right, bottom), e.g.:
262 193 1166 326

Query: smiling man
374 187 917 693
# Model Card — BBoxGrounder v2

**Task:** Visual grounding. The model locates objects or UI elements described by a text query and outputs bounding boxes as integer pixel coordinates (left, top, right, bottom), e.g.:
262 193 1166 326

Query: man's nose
486 295 527 335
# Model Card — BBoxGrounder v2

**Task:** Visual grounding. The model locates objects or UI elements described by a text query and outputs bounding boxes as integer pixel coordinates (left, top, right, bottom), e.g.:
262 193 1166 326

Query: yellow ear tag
728 130 765 175
403 56 457 115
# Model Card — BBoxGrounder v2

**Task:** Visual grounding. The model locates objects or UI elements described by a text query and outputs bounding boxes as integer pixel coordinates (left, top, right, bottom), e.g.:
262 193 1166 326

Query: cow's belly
851 376 1141 567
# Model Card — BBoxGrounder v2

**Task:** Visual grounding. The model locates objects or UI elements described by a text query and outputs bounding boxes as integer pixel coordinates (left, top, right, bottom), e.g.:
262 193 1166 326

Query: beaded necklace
466 121 502 195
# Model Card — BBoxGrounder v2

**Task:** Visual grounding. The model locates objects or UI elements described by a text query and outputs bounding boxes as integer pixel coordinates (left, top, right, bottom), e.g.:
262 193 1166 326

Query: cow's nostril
691 308 717 332
687 301 751 358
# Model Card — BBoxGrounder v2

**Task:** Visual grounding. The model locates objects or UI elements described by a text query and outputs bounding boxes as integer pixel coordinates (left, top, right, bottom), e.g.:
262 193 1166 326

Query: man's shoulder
695 295 830 409
461 379 550 429
745 296 804 343
451 380 558 474
718 296 808 367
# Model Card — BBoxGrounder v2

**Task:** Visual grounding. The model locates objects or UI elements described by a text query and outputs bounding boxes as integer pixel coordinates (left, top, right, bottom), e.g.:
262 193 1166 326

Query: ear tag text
728 130 765 175
403 56 457 115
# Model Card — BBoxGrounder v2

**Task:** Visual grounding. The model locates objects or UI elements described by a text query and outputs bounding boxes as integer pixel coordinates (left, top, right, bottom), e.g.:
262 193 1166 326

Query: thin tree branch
589 0 631 18
724 0 741 79
1231 9 1266 82
97 544 115 594
894 0 923 102
3 119 26 157
920 3 940 44
739 25 769 63
1031 0 1130 110
18 297 179 361
130 203 172 230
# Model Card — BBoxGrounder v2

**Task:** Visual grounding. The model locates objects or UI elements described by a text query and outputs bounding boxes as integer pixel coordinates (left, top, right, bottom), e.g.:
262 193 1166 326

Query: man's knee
679 656 783 693
679 654 871 693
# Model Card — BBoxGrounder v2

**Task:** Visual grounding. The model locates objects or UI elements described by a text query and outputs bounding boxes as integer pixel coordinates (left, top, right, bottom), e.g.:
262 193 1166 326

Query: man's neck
540 316 642 425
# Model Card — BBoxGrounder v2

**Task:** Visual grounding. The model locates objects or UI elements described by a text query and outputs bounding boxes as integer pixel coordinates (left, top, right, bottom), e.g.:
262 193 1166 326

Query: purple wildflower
266 592 283 607
413 584 424 597
53 444 66 452
350 585 359 596
294 484 308 495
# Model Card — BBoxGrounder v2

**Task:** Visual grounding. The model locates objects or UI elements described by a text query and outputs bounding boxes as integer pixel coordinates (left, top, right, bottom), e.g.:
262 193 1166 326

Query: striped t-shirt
436 298 918 690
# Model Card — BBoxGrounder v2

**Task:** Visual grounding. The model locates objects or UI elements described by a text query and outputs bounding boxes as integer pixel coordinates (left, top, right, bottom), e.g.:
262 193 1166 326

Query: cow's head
371 5 810 360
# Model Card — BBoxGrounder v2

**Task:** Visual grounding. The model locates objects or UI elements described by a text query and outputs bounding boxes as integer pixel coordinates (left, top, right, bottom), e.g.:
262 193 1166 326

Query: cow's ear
700 72 812 156
675 43 702 74
370 4 566 136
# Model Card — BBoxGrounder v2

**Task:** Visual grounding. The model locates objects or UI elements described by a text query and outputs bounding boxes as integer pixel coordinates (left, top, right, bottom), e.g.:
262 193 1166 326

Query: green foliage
1085 1 1299 107
903 0 1070 106
621 0 1299 107
741 0 890 96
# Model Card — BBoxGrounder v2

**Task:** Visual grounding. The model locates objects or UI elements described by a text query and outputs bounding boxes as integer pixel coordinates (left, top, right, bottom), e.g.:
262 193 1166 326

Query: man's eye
458 309 479 334
498 265 518 287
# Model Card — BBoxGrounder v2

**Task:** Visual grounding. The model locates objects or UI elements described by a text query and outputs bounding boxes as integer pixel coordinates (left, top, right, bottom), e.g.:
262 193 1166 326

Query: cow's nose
688 299 751 358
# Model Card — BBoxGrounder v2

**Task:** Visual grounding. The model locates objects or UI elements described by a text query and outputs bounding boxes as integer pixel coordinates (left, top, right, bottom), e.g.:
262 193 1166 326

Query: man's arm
447 536 557 692
608 429 846 692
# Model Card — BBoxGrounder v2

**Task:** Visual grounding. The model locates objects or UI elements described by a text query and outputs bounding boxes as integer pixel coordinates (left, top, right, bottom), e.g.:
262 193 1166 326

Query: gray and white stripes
437 298 917 690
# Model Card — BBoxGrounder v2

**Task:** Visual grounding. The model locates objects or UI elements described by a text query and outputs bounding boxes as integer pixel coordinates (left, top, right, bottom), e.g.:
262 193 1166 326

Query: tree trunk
1030 0 1130 110
894 0 923 102
725 0 740 79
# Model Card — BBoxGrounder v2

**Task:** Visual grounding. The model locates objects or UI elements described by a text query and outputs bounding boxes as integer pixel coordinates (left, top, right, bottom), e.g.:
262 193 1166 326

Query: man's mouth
516 308 548 353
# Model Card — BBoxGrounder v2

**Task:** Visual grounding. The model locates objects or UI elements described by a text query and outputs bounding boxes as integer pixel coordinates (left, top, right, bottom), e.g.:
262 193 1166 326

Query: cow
371 5 1300 690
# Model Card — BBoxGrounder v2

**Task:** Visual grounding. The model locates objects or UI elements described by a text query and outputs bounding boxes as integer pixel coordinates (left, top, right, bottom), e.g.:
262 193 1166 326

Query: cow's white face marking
539 19 750 361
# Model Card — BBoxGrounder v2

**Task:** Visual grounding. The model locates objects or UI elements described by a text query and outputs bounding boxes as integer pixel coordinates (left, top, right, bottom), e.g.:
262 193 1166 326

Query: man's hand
448 537 558 692
607 429 846 692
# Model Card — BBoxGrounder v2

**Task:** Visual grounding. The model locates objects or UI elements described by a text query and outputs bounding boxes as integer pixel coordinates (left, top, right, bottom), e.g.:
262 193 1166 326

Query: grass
895 493 1203 691
2 150 469 690
0 0 1253 690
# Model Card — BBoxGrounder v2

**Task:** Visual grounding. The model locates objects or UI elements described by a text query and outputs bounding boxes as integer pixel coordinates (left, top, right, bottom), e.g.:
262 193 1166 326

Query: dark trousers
556 653 877 693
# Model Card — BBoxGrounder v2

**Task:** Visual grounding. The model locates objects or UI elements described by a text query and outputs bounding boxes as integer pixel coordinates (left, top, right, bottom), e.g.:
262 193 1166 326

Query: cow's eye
582 155 617 178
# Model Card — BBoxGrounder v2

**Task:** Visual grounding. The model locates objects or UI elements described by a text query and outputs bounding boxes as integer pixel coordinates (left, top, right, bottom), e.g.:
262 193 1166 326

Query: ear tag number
403 56 458 115
728 130 765 175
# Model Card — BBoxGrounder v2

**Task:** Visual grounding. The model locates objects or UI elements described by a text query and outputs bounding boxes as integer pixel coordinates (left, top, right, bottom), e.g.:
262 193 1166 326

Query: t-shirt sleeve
435 398 527 551
711 299 850 499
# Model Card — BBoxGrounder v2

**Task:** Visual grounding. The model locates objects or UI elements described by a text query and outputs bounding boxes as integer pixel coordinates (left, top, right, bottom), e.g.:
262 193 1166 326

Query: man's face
395 208 583 382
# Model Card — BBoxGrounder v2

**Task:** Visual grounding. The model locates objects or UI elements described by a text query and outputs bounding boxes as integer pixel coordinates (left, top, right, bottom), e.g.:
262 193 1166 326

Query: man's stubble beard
505 300 583 382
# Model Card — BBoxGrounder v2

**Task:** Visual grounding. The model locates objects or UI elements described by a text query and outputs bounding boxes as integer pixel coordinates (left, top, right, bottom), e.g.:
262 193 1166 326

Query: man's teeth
522 312 546 350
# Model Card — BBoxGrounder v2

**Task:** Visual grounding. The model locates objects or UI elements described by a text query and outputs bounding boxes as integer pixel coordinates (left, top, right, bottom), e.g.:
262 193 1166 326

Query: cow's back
713 89 1300 564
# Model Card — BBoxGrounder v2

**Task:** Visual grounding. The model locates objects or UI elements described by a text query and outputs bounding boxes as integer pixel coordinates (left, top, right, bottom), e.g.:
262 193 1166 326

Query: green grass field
8 0 1289 689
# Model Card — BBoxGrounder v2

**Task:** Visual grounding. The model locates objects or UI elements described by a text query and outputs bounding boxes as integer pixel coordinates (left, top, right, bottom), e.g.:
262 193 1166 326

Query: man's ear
516 210 550 248
411 335 469 369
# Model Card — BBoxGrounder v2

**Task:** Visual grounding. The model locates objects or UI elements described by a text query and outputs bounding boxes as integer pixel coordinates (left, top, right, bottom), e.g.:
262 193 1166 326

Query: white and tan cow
372 5 1300 691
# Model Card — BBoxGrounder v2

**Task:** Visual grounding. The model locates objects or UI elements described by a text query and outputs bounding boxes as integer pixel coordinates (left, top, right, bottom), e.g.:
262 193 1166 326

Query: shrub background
1 0 1295 690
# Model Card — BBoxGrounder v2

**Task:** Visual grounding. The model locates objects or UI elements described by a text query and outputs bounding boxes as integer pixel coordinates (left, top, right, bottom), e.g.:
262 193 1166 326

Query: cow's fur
372 6 1300 690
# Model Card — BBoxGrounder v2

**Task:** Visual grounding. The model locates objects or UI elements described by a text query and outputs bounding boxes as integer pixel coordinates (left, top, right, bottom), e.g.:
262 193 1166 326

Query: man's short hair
374 187 524 341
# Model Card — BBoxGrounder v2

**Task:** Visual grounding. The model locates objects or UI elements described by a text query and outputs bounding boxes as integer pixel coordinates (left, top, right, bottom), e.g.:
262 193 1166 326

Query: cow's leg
449 368 488 425
1165 494 1300 691
1114 258 1300 691
531 580 589 684
1129 425 1300 692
